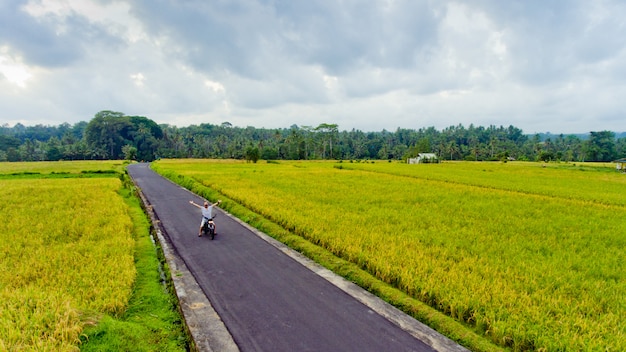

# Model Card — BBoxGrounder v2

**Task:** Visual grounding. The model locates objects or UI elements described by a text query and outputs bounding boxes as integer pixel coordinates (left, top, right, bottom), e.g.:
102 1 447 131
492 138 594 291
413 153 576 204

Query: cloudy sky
1 0 625 134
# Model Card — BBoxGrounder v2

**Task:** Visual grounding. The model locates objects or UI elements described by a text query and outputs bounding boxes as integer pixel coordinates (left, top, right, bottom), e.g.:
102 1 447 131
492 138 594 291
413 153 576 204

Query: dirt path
127 163 467 352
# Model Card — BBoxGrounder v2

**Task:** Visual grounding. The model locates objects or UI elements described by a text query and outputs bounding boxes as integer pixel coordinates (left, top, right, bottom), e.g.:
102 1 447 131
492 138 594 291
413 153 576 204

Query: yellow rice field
0 160 127 175
153 159 626 351
0 177 135 351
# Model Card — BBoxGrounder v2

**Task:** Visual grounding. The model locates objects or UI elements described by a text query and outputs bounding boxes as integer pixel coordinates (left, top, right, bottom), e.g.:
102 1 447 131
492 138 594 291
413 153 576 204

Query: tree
6 148 20 162
131 122 158 161
261 147 278 160
0 135 20 151
585 131 616 162
46 136 63 161
122 144 138 161
19 139 36 161
616 138 626 158
84 111 162 160
84 111 130 159
3 114 620 164
315 123 339 159
447 141 459 160
538 150 555 162
245 145 260 163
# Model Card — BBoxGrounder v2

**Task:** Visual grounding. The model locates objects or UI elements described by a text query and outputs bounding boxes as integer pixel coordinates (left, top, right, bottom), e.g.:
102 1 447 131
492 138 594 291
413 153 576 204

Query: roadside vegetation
153 159 626 351
0 161 187 351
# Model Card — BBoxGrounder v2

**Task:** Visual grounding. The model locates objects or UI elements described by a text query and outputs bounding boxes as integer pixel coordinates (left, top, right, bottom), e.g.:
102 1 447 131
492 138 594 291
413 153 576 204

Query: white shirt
201 205 213 219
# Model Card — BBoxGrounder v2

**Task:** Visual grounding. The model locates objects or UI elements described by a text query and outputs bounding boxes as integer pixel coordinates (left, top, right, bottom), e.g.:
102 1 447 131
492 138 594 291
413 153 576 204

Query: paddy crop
0 160 128 176
337 161 626 206
0 161 187 351
0 177 135 351
153 159 626 351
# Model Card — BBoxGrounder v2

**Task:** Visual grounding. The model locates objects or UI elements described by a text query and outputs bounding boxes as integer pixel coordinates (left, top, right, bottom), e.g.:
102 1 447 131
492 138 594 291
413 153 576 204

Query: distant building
614 158 626 172
408 153 439 164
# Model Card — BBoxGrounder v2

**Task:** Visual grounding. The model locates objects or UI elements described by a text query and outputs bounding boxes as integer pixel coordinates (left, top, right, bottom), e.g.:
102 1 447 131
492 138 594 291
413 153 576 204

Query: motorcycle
201 217 216 240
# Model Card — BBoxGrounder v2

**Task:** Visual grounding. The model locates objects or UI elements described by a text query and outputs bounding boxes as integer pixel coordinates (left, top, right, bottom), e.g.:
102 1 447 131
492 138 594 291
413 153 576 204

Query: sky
1 0 625 134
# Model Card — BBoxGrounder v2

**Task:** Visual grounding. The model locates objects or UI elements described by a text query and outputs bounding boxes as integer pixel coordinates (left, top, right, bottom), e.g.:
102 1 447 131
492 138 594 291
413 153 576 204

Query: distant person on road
189 199 221 237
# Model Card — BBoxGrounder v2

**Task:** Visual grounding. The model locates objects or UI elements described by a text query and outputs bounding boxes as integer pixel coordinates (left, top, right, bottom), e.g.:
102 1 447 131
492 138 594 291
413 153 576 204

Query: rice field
0 160 127 175
152 159 626 351
0 176 135 351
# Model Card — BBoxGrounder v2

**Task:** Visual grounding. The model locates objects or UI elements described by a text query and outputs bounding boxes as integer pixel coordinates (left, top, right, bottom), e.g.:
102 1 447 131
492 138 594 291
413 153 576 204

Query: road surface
127 163 467 352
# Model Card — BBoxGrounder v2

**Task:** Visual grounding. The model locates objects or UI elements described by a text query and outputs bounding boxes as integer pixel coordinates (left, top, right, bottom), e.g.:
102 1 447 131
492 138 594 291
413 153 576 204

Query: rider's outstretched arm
190 200 221 208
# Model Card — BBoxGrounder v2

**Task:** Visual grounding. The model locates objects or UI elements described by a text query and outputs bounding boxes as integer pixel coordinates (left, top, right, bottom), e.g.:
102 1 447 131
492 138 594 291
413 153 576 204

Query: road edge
224 212 470 352
132 179 240 352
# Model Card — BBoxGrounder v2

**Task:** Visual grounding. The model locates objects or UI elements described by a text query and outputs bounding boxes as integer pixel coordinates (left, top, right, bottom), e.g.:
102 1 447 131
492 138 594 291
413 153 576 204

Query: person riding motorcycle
189 199 221 237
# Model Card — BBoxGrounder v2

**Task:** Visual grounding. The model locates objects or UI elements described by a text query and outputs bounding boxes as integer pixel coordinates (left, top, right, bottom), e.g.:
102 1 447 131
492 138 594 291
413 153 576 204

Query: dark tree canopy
1 111 624 163
586 131 617 162
83 111 162 161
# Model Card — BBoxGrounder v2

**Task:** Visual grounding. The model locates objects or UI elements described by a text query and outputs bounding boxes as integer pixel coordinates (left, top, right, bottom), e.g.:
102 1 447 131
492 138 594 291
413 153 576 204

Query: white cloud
1 0 625 134
204 80 225 93
0 46 34 88
130 72 145 87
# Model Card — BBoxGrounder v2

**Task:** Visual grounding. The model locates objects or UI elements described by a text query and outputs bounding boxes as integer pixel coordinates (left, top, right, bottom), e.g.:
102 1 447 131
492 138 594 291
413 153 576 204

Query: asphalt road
127 163 467 352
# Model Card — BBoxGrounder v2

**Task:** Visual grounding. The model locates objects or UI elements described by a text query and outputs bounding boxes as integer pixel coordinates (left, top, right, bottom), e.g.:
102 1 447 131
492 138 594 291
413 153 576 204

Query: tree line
1 110 625 163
